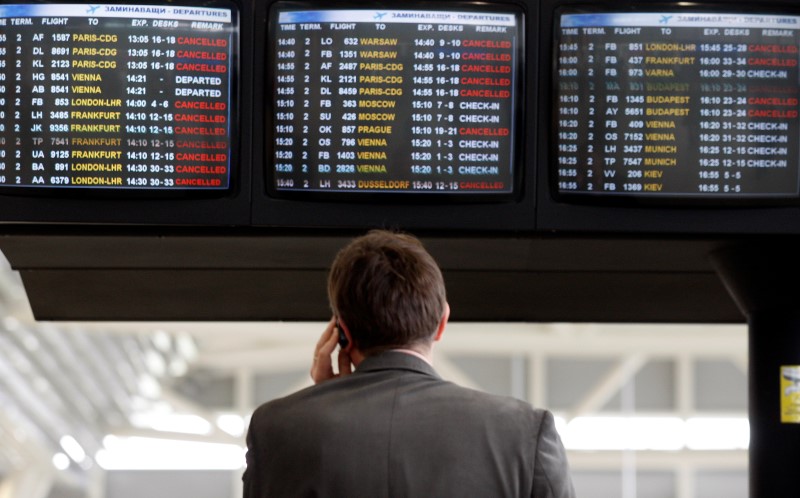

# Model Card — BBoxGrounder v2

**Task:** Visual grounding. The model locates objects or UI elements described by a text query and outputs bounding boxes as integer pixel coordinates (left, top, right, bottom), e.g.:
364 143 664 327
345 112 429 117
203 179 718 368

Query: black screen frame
262 0 527 204
251 0 537 231
0 0 243 199
547 1 800 208
535 0 800 236
0 0 253 225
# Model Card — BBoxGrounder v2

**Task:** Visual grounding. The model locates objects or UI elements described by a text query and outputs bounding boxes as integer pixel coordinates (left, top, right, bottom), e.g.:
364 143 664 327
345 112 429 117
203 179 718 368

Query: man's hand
310 319 352 384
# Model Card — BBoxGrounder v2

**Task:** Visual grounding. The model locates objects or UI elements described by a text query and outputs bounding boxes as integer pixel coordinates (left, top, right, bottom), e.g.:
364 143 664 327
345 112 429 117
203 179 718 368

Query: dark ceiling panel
1 233 750 322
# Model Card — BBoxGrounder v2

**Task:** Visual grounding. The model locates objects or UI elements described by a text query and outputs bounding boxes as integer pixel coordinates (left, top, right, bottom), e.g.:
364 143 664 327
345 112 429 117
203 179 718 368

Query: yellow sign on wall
781 366 800 423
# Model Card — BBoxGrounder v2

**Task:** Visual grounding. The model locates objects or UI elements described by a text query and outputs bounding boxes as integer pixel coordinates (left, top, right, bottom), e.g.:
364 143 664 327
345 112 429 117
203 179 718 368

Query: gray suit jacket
244 351 575 497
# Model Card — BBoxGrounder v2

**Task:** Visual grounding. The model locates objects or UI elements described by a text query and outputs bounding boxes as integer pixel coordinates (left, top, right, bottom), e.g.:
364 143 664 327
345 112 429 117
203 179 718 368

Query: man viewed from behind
243 230 575 497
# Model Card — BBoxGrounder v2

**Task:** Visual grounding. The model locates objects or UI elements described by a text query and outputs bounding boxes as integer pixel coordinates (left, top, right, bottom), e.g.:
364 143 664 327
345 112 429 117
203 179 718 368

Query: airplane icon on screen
86 5 100 14
374 12 386 20
659 15 672 24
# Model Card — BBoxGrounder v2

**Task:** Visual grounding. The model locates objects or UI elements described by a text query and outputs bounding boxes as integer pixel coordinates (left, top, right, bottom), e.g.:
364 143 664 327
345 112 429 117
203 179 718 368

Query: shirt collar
390 348 433 365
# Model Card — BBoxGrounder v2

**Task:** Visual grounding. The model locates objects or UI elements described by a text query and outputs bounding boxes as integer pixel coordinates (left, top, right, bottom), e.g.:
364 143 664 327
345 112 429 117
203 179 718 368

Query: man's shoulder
253 376 339 407
438 381 546 417
251 354 550 425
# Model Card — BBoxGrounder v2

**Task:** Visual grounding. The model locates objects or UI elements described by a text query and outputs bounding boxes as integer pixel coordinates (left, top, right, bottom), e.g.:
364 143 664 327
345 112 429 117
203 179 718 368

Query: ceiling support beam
567 354 648 420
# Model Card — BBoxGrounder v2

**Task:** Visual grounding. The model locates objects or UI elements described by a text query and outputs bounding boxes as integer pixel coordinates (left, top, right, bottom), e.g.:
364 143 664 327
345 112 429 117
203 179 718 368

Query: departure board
268 6 522 196
0 3 236 191
554 11 800 201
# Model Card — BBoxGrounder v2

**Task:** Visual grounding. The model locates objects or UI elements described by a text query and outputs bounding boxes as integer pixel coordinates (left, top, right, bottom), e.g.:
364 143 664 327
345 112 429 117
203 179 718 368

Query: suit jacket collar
356 350 441 379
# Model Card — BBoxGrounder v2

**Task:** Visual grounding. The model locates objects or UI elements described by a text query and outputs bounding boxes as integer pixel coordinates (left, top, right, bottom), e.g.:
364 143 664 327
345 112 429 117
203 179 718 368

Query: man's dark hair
328 230 447 355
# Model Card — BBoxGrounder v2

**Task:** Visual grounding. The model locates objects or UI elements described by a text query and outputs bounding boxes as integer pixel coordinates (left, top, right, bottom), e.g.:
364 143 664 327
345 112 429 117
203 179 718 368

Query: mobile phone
336 322 348 348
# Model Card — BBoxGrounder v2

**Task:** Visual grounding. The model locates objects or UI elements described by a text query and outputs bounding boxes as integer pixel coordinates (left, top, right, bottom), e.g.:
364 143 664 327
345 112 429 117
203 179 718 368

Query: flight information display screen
554 10 800 201
0 3 236 191
268 4 523 197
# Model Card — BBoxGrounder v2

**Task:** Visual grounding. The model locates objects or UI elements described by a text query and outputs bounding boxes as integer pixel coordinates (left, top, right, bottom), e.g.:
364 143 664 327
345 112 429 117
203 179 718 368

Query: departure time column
273 24 299 188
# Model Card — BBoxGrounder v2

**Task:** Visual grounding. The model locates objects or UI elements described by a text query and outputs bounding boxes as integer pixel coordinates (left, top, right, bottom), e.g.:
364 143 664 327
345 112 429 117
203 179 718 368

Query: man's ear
433 302 450 342
337 319 355 352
